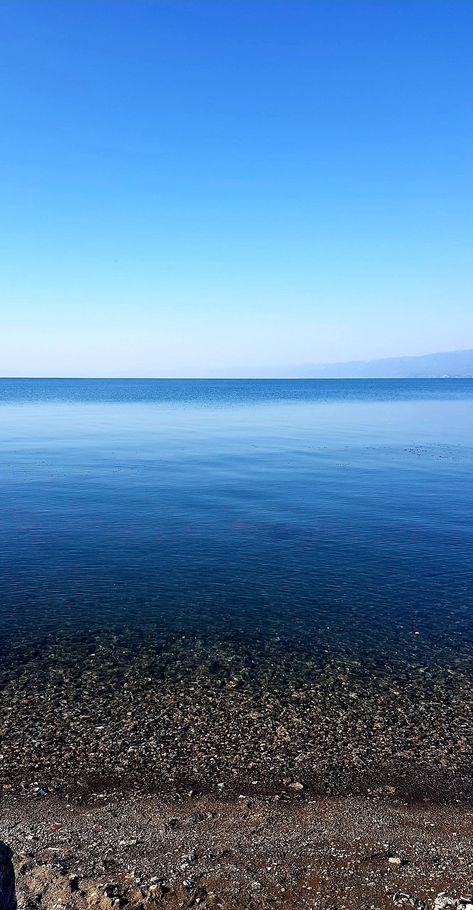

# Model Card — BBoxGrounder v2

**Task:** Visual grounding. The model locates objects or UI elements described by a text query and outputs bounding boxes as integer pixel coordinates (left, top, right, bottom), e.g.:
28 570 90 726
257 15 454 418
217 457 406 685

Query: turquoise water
1 379 473 796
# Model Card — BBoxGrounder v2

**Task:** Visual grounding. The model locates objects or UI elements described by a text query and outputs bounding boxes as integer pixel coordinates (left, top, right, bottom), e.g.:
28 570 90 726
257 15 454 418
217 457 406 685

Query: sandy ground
1 790 473 909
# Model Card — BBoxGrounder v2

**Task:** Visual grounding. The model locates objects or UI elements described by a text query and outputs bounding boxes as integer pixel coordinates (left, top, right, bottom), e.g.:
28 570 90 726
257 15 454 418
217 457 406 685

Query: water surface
1 379 473 795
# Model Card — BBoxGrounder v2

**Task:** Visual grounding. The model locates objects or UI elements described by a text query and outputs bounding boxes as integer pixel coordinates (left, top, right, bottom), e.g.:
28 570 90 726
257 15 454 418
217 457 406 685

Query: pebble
1 624 472 801
393 893 426 910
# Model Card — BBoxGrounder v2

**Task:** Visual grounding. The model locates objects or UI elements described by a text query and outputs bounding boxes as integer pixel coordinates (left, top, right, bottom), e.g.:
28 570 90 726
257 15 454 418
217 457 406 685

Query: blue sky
1 0 472 376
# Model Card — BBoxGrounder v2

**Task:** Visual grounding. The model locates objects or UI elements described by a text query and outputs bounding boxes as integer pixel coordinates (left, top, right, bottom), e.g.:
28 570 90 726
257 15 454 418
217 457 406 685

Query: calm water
2 378 473 795
1 378 473 668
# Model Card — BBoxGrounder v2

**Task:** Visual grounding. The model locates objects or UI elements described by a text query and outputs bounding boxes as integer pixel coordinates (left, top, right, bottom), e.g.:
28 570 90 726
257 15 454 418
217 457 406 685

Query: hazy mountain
292 349 473 379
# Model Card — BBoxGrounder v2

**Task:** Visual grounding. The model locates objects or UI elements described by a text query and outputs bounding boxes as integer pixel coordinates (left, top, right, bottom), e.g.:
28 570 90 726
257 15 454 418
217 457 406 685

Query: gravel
2 791 473 909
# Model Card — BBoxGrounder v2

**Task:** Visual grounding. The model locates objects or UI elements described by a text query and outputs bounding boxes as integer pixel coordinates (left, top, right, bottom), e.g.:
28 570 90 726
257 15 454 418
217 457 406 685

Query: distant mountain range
293 348 473 379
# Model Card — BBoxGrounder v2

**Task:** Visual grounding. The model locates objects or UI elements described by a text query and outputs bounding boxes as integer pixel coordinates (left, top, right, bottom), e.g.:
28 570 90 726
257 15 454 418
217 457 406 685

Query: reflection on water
1 379 473 794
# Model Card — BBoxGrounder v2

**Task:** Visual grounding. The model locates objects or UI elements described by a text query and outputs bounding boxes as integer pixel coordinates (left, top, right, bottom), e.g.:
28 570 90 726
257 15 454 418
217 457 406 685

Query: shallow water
1 379 473 794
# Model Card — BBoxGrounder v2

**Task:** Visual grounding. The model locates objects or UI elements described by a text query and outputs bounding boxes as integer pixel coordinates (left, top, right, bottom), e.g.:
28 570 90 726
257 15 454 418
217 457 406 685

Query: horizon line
0 376 471 382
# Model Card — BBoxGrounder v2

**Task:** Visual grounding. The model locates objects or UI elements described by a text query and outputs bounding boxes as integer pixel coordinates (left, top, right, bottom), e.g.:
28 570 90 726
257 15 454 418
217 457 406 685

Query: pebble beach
2 790 473 910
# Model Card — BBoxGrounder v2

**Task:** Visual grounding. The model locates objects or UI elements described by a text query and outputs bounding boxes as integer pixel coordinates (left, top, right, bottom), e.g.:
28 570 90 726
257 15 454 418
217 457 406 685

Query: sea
1 378 473 795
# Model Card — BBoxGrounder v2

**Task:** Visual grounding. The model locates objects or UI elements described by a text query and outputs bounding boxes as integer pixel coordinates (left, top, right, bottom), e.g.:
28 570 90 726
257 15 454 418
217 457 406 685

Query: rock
435 896 473 910
435 896 455 910
393 892 426 910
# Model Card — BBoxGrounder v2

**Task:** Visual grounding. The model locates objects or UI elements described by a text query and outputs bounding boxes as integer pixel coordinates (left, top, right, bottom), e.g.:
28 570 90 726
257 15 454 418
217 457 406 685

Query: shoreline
3 765 473 807
2 790 473 909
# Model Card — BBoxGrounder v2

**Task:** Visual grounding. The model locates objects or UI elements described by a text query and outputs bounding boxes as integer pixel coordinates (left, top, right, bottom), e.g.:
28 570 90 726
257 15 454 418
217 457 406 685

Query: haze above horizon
1 1 472 377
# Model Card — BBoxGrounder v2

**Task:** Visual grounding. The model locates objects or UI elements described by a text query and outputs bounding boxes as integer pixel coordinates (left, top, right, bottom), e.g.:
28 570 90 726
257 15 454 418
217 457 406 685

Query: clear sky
1 0 472 377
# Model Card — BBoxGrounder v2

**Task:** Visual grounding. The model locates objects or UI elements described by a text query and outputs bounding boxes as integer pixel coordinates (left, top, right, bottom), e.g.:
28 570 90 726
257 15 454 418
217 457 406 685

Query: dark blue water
1 378 473 662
